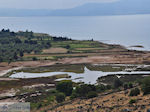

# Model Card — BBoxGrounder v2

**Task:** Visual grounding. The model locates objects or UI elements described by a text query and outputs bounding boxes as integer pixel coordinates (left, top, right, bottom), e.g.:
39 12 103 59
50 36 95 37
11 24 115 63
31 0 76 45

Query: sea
0 14 150 50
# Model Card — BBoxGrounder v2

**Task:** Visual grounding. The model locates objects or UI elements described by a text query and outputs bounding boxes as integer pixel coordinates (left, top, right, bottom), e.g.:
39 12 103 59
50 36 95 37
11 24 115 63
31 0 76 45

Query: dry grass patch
43 48 68 54
47 89 150 112
76 48 105 50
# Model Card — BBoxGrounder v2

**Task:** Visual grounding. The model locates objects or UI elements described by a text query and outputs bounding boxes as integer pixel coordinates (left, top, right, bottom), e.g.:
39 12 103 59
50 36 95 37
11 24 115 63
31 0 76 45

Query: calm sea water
0 14 150 50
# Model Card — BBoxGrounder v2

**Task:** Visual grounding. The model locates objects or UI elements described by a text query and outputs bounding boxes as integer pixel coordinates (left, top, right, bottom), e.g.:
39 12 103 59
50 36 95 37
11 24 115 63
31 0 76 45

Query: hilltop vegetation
0 29 71 62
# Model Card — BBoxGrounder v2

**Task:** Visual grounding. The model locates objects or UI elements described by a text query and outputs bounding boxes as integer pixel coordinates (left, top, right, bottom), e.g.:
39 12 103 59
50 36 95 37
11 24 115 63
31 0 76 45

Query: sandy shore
0 67 24 76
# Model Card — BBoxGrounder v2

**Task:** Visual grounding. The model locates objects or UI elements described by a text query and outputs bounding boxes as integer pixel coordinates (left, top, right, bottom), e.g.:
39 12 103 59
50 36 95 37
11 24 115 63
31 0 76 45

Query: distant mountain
47 0 150 16
0 0 150 16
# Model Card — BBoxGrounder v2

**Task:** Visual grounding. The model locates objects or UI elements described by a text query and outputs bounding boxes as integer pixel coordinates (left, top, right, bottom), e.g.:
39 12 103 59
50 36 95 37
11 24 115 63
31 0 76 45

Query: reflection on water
10 67 150 84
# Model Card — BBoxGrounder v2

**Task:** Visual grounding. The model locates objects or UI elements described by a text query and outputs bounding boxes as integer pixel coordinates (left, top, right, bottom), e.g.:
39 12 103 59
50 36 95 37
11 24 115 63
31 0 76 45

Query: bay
0 14 150 50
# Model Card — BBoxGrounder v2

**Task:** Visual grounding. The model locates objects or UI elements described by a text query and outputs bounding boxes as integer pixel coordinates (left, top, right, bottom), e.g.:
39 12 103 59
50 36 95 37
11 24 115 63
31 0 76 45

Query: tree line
0 29 72 63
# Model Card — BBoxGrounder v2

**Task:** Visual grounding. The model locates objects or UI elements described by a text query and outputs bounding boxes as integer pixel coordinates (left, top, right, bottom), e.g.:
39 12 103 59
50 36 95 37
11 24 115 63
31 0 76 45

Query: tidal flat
6 64 150 84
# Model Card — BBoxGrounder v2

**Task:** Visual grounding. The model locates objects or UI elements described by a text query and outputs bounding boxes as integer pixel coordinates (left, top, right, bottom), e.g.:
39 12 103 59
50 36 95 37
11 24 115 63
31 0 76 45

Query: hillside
0 30 150 112
42 88 150 112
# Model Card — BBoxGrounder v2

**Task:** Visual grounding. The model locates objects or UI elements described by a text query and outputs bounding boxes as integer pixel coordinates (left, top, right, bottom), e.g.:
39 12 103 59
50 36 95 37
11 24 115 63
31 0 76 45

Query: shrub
129 99 136 104
96 84 106 93
129 88 140 96
56 80 73 96
65 45 71 49
113 79 123 88
123 83 128 90
56 92 65 103
106 85 112 90
32 57 38 61
96 84 111 93
128 82 133 88
37 103 42 109
87 91 98 98
141 77 150 95
71 84 98 99
70 91 78 99
75 84 96 97
67 50 72 54
136 79 143 85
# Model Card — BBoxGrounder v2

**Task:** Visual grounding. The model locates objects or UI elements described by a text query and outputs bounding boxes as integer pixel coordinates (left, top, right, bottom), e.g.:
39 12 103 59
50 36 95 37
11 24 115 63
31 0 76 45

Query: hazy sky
0 0 119 9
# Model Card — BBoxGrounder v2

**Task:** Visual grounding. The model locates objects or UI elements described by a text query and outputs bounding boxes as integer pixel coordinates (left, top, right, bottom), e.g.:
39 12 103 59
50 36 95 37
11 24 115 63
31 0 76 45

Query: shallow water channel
10 65 150 84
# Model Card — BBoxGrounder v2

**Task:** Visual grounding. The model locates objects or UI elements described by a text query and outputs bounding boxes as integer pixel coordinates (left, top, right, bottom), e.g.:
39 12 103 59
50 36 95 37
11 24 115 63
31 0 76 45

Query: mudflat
0 49 150 76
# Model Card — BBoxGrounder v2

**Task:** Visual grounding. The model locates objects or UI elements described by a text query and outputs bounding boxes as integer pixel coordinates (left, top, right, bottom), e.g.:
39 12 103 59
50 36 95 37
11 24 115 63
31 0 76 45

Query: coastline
0 66 24 77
